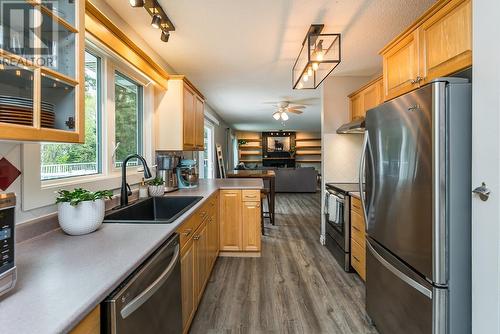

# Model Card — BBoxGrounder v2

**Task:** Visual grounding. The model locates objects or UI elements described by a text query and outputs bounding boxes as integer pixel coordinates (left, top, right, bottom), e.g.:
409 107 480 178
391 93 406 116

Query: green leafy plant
238 139 248 147
147 177 164 186
56 188 113 207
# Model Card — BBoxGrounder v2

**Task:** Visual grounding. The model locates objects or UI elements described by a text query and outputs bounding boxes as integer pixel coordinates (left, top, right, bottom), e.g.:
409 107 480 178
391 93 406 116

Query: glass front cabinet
0 0 84 142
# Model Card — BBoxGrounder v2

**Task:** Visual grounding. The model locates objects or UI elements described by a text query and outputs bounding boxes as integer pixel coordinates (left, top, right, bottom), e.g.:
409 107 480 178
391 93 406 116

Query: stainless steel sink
104 196 203 224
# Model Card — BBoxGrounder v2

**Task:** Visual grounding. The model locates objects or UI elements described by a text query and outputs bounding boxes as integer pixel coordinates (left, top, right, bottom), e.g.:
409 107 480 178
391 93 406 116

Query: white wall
321 76 370 183
471 0 500 333
319 75 370 240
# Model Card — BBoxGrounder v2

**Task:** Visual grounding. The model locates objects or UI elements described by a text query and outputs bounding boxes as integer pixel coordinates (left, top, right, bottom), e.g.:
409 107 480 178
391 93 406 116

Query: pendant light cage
292 24 341 90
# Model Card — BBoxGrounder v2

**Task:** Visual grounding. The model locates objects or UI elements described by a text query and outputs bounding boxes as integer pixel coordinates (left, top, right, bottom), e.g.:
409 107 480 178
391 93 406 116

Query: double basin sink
104 196 203 224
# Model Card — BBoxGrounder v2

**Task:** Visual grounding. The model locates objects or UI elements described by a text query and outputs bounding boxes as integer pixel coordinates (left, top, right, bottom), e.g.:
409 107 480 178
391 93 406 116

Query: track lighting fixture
151 14 162 29
128 0 144 7
161 29 170 42
292 24 341 89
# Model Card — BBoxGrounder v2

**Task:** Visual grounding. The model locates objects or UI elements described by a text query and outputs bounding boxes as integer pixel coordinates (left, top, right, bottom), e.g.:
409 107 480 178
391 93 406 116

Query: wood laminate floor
190 193 378 334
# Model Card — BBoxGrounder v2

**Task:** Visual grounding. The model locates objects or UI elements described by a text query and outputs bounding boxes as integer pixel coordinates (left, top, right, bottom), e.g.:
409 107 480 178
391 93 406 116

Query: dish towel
327 193 338 223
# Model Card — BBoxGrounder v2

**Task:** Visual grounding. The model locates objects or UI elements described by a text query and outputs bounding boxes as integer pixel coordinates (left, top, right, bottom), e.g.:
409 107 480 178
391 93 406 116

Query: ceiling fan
266 101 306 121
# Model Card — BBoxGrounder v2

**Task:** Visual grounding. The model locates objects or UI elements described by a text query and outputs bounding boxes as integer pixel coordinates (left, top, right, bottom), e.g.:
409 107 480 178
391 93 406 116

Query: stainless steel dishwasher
102 233 182 334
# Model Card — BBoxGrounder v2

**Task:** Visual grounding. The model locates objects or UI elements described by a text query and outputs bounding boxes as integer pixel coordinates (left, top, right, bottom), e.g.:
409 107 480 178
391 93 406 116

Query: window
114 71 143 168
199 123 214 179
40 51 101 180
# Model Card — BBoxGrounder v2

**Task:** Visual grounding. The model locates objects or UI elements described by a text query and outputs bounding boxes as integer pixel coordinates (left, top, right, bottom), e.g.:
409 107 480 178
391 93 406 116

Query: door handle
359 131 369 224
473 182 491 201
367 240 432 299
120 243 180 319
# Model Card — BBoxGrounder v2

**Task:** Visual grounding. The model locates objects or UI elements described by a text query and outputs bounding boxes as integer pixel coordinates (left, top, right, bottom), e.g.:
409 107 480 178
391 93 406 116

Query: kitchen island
0 178 262 334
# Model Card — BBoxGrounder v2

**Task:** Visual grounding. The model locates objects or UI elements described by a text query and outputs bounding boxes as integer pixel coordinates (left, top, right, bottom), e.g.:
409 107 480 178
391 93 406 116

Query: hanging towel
327 192 338 223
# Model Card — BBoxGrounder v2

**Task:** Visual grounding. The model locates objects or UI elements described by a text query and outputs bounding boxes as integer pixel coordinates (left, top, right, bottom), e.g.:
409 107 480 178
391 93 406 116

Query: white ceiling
106 0 435 131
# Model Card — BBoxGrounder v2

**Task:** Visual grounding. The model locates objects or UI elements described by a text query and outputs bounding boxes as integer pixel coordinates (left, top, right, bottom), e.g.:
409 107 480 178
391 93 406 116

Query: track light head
161 29 170 42
151 14 162 29
129 0 144 7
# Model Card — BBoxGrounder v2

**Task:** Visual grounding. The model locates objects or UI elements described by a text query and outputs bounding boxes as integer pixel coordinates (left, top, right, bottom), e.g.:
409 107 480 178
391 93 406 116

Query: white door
471 1 500 333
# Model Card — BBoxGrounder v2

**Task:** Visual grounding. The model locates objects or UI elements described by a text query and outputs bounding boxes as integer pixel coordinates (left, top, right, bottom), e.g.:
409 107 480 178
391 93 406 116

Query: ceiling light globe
273 112 281 120
128 0 144 7
281 112 289 121
151 14 162 29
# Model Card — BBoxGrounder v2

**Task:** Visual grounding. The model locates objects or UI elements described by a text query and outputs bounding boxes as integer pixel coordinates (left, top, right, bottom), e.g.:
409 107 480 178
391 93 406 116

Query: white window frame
22 38 155 211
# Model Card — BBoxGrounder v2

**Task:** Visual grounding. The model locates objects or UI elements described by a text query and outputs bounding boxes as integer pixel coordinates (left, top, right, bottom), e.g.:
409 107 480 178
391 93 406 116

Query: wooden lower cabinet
178 192 220 334
180 238 195 330
193 221 208 302
350 196 366 281
69 306 100 334
219 190 242 251
242 201 261 252
219 190 262 254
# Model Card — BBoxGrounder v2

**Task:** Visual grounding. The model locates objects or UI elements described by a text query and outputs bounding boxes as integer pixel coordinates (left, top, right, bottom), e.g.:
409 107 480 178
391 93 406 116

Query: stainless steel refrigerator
360 78 471 334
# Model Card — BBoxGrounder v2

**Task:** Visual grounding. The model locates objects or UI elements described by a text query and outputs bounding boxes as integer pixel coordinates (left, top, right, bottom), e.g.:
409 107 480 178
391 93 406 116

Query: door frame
471 1 500 333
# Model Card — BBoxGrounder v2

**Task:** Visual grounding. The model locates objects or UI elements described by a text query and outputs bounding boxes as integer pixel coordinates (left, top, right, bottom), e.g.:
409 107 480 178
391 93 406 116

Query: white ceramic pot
148 185 165 197
58 199 105 236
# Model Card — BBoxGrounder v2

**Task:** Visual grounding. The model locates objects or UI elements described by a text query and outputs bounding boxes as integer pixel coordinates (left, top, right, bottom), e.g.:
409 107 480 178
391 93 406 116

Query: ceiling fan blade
289 105 306 109
288 109 303 114
288 97 320 106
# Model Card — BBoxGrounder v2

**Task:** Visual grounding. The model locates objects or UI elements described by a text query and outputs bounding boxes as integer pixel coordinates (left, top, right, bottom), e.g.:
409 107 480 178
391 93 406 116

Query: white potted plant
148 177 165 197
56 188 113 236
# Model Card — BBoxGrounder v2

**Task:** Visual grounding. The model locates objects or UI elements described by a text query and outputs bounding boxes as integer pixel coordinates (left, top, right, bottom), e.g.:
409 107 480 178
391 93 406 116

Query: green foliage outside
114 72 141 166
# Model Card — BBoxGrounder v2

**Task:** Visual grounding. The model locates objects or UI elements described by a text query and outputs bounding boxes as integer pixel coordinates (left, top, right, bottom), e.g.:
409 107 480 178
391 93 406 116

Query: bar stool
260 179 271 234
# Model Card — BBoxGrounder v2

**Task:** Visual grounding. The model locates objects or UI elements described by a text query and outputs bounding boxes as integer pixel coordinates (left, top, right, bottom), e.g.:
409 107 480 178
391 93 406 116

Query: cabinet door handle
352 225 361 232
182 229 192 237
193 235 200 240
353 255 360 262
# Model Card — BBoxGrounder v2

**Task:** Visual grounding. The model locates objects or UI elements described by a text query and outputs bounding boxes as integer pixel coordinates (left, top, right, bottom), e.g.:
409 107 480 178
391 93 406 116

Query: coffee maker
156 153 180 192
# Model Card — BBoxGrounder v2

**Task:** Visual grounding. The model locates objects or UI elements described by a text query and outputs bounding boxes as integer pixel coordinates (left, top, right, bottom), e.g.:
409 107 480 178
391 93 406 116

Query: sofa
274 167 318 193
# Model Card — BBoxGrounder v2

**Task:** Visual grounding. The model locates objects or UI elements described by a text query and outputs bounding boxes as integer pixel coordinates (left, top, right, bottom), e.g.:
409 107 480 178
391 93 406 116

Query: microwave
0 193 16 298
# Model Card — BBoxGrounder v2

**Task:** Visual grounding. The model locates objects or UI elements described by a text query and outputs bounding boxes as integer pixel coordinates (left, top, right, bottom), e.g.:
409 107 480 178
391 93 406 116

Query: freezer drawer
366 239 447 334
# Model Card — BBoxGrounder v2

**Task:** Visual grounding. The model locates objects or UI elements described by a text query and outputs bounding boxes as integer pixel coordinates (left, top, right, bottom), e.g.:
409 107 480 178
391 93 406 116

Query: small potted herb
56 188 113 236
148 177 165 197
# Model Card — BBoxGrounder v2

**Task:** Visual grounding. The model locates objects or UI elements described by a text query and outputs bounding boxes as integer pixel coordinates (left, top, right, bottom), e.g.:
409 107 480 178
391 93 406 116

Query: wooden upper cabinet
380 0 472 101
349 93 364 120
156 76 205 151
194 96 205 150
348 76 383 121
0 0 85 143
419 0 472 85
183 86 196 150
382 31 420 101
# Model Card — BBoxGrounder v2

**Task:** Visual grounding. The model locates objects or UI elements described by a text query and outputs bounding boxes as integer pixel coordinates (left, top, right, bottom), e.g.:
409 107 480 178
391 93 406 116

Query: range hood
336 117 365 134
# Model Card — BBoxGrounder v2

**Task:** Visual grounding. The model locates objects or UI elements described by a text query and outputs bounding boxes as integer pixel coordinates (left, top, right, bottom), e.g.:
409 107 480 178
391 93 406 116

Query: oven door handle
120 243 180 319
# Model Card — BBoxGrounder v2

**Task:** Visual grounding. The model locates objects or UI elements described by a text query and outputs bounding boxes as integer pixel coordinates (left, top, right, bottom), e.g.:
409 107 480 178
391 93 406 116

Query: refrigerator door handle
359 131 369 224
367 240 432 299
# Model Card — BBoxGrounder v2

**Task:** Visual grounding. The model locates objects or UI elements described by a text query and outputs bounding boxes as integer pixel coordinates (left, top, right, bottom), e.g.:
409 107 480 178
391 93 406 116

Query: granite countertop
1 178 263 334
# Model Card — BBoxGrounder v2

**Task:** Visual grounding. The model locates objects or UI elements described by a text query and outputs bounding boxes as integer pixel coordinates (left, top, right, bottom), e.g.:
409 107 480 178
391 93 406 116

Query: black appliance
324 183 359 271
102 233 182 334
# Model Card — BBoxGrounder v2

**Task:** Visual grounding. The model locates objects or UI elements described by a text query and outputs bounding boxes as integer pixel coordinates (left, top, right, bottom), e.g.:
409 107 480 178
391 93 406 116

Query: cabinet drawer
178 215 198 249
242 190 260 202
351 196 362 214
351 210 365 246
351 239 366 280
